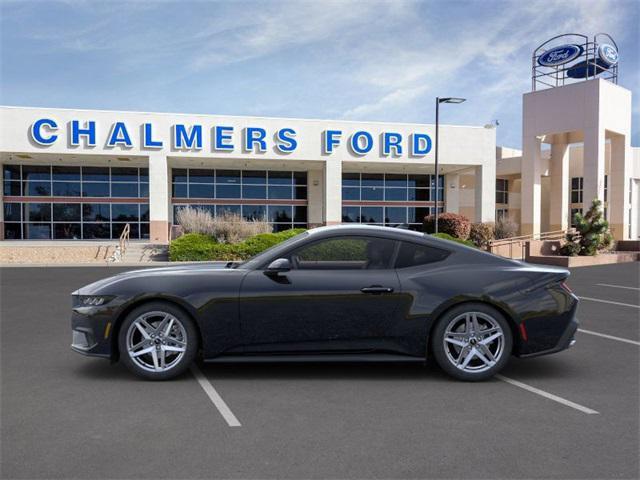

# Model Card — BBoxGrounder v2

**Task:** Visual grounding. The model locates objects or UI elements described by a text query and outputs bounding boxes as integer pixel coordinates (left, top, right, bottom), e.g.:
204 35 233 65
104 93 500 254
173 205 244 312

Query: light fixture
434 96 467 233
438 97 466 104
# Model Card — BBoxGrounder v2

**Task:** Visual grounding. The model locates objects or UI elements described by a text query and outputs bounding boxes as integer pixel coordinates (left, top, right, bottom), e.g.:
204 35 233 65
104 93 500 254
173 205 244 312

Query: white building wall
0 106 496 242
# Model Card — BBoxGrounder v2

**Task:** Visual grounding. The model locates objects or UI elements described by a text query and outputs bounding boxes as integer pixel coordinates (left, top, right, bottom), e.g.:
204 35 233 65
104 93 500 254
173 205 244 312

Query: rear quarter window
395 241 450 268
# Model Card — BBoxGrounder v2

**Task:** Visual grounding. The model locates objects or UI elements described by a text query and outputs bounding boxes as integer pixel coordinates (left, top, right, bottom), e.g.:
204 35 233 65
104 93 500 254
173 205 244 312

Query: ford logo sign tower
532 33 619 91
537 44 583 67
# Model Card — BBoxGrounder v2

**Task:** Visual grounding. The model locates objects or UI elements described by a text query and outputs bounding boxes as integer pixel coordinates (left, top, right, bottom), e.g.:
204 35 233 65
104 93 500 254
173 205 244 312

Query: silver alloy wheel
442 311 505 373
126 311 187 373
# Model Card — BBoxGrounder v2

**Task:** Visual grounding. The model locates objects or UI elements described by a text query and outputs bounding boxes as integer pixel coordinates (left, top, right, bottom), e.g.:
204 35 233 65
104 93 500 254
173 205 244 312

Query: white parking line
496 375 599 415
578 296 640 309
596 283 640 291
578 328 640 346
190 364 242 427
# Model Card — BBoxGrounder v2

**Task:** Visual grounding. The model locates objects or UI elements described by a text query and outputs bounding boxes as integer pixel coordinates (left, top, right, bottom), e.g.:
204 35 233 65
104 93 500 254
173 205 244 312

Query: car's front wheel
431 303 512 381
118 302 198 380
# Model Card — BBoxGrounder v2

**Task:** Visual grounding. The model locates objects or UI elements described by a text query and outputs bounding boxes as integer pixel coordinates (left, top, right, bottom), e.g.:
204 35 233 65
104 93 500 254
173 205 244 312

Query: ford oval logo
598 44 618 66
538 44 583 67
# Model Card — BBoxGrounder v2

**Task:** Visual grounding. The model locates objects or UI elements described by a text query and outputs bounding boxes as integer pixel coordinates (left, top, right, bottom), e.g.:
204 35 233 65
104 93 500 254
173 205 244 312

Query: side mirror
265 258 291 275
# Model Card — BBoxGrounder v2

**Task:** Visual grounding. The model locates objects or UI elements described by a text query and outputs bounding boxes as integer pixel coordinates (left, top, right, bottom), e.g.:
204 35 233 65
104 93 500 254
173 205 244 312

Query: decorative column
445 173 460 214
582 125 606 211
474 163 495 223
148 153 170 244
609 133 631 240
323 160 342 225
521 135 543 236
549 135 570 231
306 169 324 228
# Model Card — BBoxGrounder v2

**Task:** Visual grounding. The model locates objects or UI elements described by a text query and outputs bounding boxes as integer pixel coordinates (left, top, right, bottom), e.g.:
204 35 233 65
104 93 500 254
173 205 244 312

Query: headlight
75 295 114 307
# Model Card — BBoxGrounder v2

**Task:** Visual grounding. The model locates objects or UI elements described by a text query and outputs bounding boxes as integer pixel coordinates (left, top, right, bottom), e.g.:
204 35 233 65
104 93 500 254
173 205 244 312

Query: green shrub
560 199 613 256
423 213 471 239
169 233 218 261
431 232 476 248
297 238 368 261
242 229 306 256
469 222 495 248
169 228 306 261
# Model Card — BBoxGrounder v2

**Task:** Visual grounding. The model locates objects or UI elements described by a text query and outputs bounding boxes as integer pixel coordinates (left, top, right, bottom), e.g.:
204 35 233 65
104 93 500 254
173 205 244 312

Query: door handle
361 285 394 294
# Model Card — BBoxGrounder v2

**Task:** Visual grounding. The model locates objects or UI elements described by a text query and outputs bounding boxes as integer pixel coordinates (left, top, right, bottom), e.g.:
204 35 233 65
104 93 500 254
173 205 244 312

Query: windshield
240 231 310 270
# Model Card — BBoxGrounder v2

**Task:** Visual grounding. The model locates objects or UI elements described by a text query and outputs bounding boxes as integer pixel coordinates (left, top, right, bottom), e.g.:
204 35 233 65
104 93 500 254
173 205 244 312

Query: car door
238 235 403 353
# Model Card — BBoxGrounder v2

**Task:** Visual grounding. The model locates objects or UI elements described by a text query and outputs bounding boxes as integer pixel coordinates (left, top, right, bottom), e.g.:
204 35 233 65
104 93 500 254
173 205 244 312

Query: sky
1 0 638 148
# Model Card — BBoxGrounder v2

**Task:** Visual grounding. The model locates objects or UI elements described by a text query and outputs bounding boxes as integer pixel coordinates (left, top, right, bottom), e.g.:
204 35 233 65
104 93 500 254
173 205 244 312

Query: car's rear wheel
432 303 512 381
118 302 198 380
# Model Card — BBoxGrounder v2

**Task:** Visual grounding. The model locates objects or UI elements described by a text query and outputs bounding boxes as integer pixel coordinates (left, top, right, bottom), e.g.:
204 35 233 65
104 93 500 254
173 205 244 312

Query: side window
289 236 396 270
395 241 449 268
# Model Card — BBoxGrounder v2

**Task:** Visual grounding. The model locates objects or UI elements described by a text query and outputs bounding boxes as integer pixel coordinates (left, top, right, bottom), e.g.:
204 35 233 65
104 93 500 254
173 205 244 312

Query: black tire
431 303 513 381
118 301 198 380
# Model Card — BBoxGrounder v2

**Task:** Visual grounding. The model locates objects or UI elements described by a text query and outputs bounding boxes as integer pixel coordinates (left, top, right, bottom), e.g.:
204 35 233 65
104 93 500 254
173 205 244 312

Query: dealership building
0 34 638 245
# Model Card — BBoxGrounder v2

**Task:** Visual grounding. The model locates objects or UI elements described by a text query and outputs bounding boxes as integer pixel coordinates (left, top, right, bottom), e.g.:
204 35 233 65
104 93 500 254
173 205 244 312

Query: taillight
519 322 528 341
560 281 572 294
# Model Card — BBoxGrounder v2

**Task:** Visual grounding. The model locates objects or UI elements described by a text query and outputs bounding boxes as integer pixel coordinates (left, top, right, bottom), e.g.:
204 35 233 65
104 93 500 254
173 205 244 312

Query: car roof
305 224 516 266
307 224 428 240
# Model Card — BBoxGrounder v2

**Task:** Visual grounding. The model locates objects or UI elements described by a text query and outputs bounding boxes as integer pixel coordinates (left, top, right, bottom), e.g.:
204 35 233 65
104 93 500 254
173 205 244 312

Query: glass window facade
3 164 149 240
570 177 583 204
341 173 443 230
171 168 308 231
496 178 509 204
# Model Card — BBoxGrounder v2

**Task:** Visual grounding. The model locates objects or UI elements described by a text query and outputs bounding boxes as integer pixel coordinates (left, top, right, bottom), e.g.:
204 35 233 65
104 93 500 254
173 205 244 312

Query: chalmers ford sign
29 118 434 157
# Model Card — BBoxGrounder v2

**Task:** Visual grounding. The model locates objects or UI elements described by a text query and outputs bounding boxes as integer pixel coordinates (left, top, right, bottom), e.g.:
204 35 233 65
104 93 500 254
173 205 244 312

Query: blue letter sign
107 122 133 147
244 127 267 152
350 131 373 155
214 126 234 151
30 118 58 145
143 123 163 148
275 128 297 153
173 124 203 150
411 133 432 156
70 120 97 147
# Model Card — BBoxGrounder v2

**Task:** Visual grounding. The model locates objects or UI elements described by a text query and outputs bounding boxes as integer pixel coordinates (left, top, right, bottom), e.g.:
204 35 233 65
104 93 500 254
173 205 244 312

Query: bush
176 207 271 243
212 211 272 243
242 229 306 257
494 217 519 239
169 233 218 261
423 213 471 240
297 238 368 261
469 222 495 248
560 199 613 256
175 207 216 236
431 233 476 248
169 228 306 261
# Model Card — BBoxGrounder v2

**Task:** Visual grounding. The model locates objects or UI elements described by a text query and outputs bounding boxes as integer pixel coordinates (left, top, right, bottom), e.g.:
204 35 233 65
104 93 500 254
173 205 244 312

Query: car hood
73 262 243 295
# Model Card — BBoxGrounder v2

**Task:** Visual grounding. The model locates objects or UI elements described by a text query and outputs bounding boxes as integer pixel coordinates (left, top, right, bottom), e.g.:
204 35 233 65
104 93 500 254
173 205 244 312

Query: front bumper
70 304 119 359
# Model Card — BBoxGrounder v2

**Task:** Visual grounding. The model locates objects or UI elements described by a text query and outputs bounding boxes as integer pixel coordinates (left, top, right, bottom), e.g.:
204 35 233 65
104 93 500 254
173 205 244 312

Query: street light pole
435 97 440 233
433 96 466 235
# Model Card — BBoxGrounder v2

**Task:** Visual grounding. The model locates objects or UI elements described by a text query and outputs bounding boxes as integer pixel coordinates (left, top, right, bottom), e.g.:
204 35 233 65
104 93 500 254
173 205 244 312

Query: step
121 244 169 262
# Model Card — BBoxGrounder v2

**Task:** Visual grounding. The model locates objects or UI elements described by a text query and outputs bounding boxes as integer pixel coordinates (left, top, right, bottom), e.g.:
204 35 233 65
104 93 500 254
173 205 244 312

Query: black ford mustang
71 225 578 381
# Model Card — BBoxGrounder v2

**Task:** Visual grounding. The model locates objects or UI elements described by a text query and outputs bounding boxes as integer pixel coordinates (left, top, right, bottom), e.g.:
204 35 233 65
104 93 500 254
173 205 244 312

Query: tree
560 199 613 256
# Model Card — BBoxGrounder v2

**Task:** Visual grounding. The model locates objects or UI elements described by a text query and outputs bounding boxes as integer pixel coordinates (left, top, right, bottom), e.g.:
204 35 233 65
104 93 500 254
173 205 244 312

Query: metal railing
108 223 131 263
489 229 574 260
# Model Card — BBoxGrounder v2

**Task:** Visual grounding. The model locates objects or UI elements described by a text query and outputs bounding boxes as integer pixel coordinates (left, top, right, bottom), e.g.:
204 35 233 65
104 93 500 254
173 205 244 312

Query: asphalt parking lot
1 262 638 479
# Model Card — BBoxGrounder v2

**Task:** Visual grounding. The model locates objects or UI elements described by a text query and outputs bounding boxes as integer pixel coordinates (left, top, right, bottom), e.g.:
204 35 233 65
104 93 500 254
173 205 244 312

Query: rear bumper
517 316 579 359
